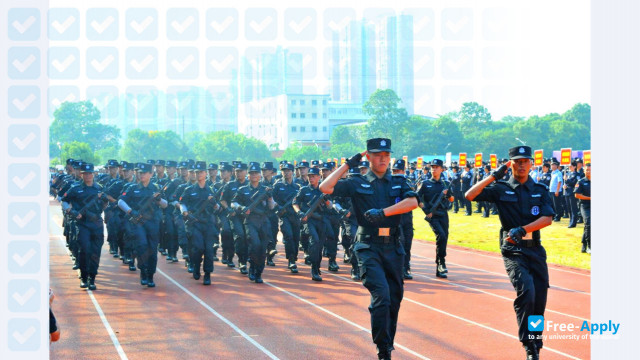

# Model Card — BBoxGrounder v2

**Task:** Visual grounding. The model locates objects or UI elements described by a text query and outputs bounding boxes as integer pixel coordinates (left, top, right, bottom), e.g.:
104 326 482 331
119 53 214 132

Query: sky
47 0 590 121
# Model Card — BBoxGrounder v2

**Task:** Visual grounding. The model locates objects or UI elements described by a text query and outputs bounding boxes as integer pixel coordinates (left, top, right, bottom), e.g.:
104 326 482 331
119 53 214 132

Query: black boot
403 267 413 280
203 272 211 285
88 276 97 290
239 262 248 275
311 265 322 281
440 258 448 273
129 259 137 271
193 265 201 280
248 265 256 282
254 271 263 284
351 267 361 281
172 253 178 263
212 247 219 262
328 257 340 272
80 275 88 289
147 272 155 287
523 341 539 360
343 252 350 263
227 259 235 268
140 271 148 286
436 259 448 278
288 260 298 274
266 249 277 266
581 242 587 253
304 253 311 265
187 262 194 273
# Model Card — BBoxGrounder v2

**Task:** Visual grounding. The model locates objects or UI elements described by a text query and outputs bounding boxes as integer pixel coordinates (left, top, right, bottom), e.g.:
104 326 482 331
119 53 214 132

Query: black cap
235 163 248 171
232 161 241 166
72 160 83 169
178 161 189 169
311 160 320 167
155 160 165 166
484 164 492 170
138 163 153 173
574 157 583 163
320 162 331 170
366 138 393 153
66 158 74 165
282 163 294 171
147 159 155 165
508 146 534 160
220 164 234 172
249 161 260 168
348 167 359 175
166 160 178 168
359 161 370 168
430 159 444 167
194 161 207 171
249 163 261 172
122 161 134 170
107 159 119 167
392 159 405 171
551 157 560 165
187 159 195 166
208 163 218 170
297 161 309 169
81 163 94 173
219 161 229 167
261 162 274 170
308 167 320 175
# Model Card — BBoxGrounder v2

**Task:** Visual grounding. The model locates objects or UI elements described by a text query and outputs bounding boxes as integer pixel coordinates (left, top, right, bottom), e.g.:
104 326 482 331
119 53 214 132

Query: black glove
129 209 140 219
346 152 363 169
297 211 306 220
69 210 80 219
508 227 527 245
364 208 386 224
238 205 247 214
492 164 509 181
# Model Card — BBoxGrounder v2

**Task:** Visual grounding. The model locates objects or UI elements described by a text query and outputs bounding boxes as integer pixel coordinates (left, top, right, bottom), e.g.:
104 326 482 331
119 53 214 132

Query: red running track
49 203 590 359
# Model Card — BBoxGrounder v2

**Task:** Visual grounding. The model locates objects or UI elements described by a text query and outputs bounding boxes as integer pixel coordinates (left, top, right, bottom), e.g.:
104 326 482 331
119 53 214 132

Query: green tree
60 141 98 164
363 89 409 142
278 142 322 162
191 131 273 163
50 101 121 159
563 103 591 128
455 102 493 134
120 129 191 162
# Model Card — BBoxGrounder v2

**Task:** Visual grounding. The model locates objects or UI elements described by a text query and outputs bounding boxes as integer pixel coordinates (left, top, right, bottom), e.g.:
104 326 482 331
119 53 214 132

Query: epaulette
534 182 549 190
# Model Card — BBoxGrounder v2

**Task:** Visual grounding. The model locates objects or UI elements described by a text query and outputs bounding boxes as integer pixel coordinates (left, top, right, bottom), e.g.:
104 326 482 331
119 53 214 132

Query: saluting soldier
61 163 109 290
417 159 454 278
272 163 302 273
465 146 555 360
118 163 168 288
319 138 418 360
231 163 277 283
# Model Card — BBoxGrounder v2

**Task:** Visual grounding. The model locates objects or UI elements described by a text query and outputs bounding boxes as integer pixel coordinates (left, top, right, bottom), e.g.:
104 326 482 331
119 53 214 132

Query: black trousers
304 218 326 267
552 194 564 220
354 238 405 354
77 220 104 278
173 213 187 255
230 215 248 264
565 195 578 227
134 218 160 275
401 219 414 269
266 214 279 254
245 218 271 275
219 217 235 262
502 242 549 349
580 205 591 248
280 215 301 261
452 188 463 212
186 220 217 273
427 214 449 262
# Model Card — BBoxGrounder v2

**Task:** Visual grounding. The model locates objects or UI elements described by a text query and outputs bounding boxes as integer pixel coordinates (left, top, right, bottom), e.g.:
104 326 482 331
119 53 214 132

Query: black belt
501 230 541 248
356 226 399 244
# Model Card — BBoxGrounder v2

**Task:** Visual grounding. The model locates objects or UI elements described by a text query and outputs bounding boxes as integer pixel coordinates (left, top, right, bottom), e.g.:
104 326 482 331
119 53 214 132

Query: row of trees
50 93 591 166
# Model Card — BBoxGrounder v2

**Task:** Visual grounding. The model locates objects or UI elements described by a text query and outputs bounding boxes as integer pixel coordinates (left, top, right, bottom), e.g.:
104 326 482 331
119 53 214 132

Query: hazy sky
47 0 590 121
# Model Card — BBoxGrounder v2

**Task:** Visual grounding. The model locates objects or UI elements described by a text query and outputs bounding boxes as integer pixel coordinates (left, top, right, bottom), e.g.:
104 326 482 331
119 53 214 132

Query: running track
49 202 590 359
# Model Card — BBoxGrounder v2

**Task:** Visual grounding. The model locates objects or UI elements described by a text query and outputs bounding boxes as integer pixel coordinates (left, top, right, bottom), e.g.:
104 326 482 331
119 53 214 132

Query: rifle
300 193 326 223
129 192 162 225
70 193 106 222
425 181 453 218
275 193 296 218
184 196 221 225
237 187 272 217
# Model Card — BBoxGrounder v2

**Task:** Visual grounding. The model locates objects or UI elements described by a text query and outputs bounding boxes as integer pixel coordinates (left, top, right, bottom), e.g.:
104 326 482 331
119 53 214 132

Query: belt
356 226 399 244
501 230 541 248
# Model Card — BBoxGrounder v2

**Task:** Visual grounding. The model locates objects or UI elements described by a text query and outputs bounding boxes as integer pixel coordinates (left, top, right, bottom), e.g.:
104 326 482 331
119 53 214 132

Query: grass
412 208 591 270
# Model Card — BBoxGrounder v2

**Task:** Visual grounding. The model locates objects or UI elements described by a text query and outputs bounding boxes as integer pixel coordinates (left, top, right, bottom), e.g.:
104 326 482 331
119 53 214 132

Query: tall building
241 47 304 103
378 15 414 114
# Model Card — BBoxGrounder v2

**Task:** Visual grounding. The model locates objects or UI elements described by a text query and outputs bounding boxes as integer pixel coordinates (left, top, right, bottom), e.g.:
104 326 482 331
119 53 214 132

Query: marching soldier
461 163 474 216
118 163 168 288
216 163 236 267
273 163 302 273
575 163 591 253
61 163 108 290
103 160 121 257
319 138 418 360
261 162 279 267
465 146 555 360
391 159 415 280
231 163 276 283
450 166 462 213
417 159 454 278
163 161 190 263
220 163 250 275
179 161 220 285
321 162 341 273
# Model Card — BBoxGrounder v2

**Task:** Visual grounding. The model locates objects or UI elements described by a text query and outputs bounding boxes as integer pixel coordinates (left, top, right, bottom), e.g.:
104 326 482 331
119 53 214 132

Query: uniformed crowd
50 140 591 360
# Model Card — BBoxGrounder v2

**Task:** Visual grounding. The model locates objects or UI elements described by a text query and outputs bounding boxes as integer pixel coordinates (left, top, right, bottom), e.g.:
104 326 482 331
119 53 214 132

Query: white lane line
413 239 591 277
410 272 590 322
157 269 279 360
411 253 591 295
326 272 582 360
263 280 431 360
55 236 128 360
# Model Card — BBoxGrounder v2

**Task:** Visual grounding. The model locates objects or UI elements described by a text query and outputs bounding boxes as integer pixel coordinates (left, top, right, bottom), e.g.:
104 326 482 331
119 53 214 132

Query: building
377 15 414 115
240 47 303 103
238 94 331 150
327 101 368 132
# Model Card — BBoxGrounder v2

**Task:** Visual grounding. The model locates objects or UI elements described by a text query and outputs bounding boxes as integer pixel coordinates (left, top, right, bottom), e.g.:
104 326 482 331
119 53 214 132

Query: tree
50 101 121 159
330 125 363 147
363 89 409 143
455 102 493 134
120 129 191 162
191 131 273 163
563 103 591 128
60 141 98 164
278 142 322 162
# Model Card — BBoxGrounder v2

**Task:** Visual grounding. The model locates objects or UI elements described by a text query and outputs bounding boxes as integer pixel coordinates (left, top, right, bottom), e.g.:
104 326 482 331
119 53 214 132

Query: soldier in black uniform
575 163 591 253
179 161 220 285
296 161 310 186
220 163 250 275
103 159 121 257
216 163 236 266
321 162 341 272
563 161 580 228
391 159 415 280
261 162 280 267
359 160 370 176
461 163 474 216
450 166 462 213
343 167 362 280
293 167 330 281
61 163 109 290
465 146 555 360
417 159 454 278
231 163 276 283
118 163 168 288
319 138 418 360
273 163 302 273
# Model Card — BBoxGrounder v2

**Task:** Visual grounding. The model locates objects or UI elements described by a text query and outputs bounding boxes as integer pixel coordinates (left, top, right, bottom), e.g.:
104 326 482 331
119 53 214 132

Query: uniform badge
519 147 525 153
531 206 540 215
380 140 386 147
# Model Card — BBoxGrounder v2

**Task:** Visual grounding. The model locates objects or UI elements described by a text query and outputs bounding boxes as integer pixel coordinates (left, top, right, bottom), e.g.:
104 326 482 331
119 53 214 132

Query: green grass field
412 208 591 270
